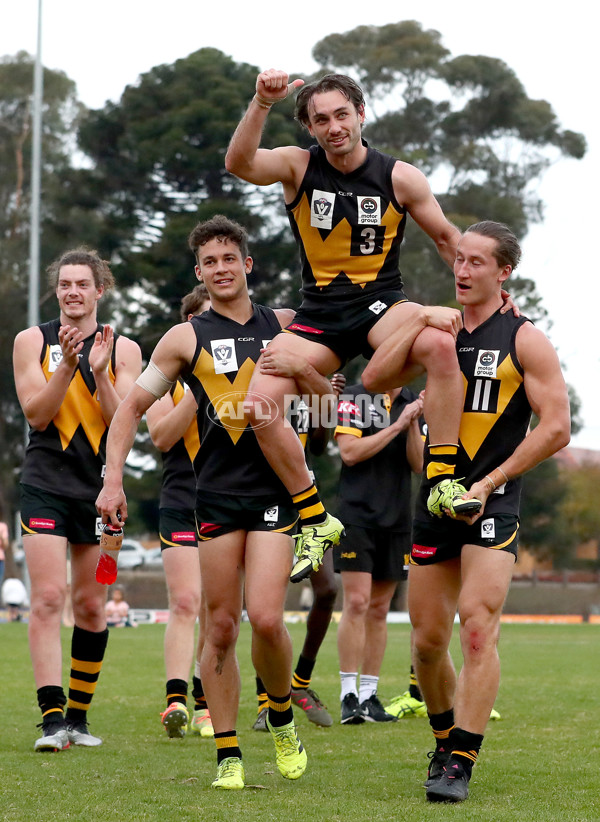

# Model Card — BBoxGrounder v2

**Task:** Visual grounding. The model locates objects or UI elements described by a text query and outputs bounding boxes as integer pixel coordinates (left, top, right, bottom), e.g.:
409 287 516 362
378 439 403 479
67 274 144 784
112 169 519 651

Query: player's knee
412 628 448 663
31 584 66 619
343 589 370 618
206 610 240 649
247 608 285 643
168 589 201 621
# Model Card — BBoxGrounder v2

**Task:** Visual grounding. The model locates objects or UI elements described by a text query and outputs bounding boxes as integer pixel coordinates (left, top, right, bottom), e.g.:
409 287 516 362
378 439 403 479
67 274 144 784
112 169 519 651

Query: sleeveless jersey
159 379 200 510
286 141 407 303
416 309 532 519
336 384 421 531
182 305 288 497
21 318 118 500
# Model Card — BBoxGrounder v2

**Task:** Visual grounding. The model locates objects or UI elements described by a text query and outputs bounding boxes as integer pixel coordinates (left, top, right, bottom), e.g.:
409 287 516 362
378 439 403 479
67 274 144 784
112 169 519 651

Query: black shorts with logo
411 513 520 566
285 289 408 364
159 507 198 550
195 489 298 541
20 482 102 545
333 523 410 581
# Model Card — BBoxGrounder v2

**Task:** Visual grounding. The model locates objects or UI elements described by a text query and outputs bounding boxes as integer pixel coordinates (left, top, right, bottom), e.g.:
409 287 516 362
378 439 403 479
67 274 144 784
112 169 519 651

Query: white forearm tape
135 360 175 400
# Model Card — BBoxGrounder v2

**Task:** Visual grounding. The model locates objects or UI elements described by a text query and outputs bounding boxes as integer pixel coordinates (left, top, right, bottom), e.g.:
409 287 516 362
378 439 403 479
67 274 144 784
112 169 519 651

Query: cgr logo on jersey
474 349 500 378
357 196 381 225
310 189 335 230
210 338 238 374
48 344 63 372
481 518 496 540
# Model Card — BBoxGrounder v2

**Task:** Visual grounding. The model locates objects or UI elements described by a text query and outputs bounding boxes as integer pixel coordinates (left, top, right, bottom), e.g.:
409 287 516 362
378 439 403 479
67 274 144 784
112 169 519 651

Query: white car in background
117 538 148 570
142 546 163 569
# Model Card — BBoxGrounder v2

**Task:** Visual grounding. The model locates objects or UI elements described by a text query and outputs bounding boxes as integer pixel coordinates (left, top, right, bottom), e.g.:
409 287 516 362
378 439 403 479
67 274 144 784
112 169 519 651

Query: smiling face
306 89 365 163
454 231 511 308
195 237 252 304
56 264 103 322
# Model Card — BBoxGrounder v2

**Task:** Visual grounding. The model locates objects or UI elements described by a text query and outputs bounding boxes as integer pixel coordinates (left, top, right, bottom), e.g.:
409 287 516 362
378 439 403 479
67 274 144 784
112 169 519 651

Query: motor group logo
208 391 279 431
357 195 381 225
474 349 500 378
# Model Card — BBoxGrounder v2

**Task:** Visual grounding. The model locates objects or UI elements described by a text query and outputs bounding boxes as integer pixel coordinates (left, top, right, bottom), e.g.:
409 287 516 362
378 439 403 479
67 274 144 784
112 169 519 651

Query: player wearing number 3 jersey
226 69 496 562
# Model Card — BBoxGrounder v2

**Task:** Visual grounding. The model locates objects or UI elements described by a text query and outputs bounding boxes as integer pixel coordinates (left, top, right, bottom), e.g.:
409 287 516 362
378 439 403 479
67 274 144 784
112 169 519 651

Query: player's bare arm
147 387 198 452
392 161 461 269
96 323 196 524
225 69 307 193
13 325 83 430
456 324 570 524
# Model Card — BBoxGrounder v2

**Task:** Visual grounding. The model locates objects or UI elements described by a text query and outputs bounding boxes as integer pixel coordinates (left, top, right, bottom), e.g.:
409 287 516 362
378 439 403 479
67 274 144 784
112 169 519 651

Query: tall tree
313 21 586 317
77 48 310 355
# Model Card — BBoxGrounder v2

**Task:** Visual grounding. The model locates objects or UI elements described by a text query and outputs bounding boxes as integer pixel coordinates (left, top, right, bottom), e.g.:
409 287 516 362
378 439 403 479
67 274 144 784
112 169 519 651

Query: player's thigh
367 300 423 350
458 544 515 624
198 530 245 619
23 533 68 598
408 559 461 646
244 531 293 620
162 543 201 605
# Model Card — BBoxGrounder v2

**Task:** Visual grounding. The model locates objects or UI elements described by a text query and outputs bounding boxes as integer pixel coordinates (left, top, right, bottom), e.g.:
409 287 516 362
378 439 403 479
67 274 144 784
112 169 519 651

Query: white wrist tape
135 360 175 399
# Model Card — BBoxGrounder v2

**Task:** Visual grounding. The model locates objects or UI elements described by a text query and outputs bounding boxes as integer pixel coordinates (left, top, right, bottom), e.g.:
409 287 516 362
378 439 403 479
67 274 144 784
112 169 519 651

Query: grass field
1 620 598 822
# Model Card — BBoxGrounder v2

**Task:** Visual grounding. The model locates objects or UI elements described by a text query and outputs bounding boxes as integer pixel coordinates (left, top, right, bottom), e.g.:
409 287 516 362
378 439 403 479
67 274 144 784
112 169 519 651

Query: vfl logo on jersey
264 506 279 525
310 189 335 229
48 344 63 373
369 300 387 315
474 349 500 378
357 196 381 225
481 518 496 540
211 338 238 374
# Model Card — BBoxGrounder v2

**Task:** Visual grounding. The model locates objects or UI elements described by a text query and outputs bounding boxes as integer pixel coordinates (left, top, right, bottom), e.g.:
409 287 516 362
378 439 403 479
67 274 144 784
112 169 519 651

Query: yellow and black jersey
182 305 288 497
21 318 117 500
159 379 200 510
335 383 422 531
286 140 406 303
416 310 532 519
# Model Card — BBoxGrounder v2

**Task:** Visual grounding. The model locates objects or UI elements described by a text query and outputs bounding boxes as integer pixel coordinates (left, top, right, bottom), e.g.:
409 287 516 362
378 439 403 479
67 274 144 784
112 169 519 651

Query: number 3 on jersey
351 225 386 256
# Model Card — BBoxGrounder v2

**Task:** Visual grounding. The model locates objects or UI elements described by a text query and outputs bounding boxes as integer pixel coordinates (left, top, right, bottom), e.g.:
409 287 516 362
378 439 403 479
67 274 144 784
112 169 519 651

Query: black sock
215 730 242 764
192 676 206 711
292 485 326 527
292 654 316 690
448 727 484 776
166 678 188 707
428 708 455 752
37 685 66 725
65 625 108 724
255 676 268 712
409 666 423 700
425 444 458 487
267 692 294 728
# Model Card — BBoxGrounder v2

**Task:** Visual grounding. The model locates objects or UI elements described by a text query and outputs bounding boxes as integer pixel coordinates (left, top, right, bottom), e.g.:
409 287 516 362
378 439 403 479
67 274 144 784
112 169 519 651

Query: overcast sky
3 0 598 448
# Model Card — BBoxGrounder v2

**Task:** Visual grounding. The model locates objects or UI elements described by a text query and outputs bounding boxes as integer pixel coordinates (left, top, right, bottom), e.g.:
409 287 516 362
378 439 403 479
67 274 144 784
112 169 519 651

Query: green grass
1 621 599 821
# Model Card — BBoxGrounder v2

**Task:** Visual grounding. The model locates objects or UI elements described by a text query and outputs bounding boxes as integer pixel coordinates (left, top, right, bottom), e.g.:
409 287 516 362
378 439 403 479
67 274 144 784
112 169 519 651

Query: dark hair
295 74 365 128
180 283 210 322
465 221 521 270
188 214 249 261
47 247 115 291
